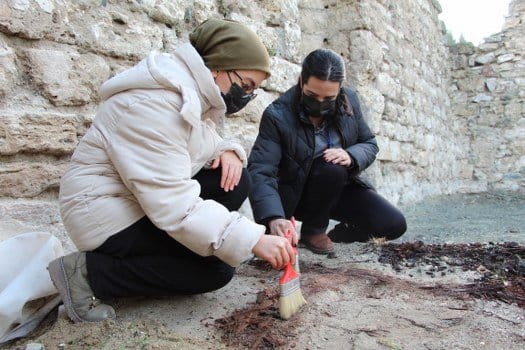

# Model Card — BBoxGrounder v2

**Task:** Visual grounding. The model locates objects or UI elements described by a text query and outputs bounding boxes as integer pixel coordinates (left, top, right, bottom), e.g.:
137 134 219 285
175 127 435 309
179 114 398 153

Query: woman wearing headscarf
248 49 407 254
48 19 295 323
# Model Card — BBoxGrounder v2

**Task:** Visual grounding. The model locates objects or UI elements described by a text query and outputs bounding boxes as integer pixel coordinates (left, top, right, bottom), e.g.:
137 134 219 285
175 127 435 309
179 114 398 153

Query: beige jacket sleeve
106 96 264 267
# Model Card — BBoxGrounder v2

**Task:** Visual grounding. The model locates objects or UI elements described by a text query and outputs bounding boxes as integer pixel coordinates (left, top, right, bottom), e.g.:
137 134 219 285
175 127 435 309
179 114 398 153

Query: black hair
298 49 353 115
300 48 345 84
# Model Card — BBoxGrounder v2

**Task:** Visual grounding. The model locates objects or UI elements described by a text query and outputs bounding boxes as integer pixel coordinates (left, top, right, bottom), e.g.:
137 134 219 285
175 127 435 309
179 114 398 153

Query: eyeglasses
227 71 257 101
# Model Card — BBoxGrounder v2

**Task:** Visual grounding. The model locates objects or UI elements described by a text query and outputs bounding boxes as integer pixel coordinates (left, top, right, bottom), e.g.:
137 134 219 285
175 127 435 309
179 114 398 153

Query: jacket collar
172 44 226 126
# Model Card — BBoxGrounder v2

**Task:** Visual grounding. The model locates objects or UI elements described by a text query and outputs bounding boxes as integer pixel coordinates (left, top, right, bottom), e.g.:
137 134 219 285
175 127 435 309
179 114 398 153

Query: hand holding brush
278 226 306 320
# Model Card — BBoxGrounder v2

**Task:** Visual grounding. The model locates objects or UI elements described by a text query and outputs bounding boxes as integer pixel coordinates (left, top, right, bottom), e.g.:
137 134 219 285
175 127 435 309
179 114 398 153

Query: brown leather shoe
300 233 334 254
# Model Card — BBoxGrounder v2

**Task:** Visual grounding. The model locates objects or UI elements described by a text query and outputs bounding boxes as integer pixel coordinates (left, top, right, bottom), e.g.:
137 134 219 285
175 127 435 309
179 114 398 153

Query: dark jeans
294 157 406 242
86 168 250 300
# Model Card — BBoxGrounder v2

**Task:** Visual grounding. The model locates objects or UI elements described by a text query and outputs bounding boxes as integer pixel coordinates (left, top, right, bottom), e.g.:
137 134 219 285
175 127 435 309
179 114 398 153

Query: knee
207 264 236 292
384 213 407 241
312 159 348 184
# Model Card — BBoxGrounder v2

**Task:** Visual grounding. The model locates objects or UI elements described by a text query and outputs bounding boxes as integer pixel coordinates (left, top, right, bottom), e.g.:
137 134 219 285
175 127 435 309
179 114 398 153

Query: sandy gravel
3 191 525 350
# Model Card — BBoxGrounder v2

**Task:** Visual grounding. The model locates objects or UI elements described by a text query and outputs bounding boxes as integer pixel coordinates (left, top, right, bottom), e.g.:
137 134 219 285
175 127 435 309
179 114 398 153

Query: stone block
324 31 351 59
456 76 485 93
298 8 330 33
280 21 302 63
495 62 515 72
355 86 384 133
376 72 401 100
0 35 17 98
147 1 185 25
22 48 110 106
0 161 68 197
299 34 325 59
263 57 300 93
346 60 379 86
349 30 385 64
515 78 525 87
472 94 493 103
459 164 474 179
192 0 218 24
485 78 498 92
475 52 496 65
227 89 278 124
298 0 335 10
357 1 388 41
259 0 299 22
376 136 401 162
477 42 499 52
332 1 364 32
70 12 164 60
0 113 90 156
0 0 56 39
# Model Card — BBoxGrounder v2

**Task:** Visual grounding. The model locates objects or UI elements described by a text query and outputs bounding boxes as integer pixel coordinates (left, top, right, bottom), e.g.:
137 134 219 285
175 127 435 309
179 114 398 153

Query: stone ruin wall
448 0 525 193
0 0 523 239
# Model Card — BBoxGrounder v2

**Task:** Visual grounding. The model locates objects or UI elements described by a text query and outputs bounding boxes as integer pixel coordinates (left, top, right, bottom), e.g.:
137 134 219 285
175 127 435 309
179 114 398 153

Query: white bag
0 232 64 343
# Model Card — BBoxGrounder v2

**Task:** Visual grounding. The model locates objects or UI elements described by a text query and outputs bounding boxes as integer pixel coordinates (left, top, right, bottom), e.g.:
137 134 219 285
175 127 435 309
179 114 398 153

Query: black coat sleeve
345 89 379 176
247 108 286 224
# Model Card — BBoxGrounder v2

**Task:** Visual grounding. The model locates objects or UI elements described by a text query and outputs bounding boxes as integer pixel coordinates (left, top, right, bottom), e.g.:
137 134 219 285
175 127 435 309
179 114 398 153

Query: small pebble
25 343 44 350
327 251 337 259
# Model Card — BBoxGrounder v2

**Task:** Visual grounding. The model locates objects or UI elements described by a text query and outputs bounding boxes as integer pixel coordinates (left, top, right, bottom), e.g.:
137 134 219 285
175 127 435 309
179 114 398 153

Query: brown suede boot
300 233 334 254
48 252 116 322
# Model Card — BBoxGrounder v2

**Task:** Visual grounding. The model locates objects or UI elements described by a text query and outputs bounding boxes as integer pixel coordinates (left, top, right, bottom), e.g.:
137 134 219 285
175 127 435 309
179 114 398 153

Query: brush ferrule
280 278 301 297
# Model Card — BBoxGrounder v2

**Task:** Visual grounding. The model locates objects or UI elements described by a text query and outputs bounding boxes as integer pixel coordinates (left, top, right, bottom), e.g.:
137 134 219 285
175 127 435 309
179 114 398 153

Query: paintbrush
278 222 306 320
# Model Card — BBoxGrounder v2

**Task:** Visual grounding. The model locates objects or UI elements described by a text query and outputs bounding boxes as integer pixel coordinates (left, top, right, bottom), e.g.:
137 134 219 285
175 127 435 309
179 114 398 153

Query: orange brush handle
279 261 298 283
279 217 299 283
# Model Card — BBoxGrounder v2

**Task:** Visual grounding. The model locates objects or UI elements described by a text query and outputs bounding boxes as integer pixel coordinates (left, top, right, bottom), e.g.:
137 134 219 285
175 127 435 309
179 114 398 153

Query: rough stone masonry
0 0 523 231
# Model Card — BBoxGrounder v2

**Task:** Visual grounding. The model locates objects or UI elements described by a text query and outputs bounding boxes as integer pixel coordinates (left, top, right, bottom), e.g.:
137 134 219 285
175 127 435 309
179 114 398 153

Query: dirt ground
3 192 525 350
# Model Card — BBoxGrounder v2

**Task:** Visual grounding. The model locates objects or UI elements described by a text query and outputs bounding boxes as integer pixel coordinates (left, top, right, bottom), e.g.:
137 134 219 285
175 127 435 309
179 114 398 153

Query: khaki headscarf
189 18 271 77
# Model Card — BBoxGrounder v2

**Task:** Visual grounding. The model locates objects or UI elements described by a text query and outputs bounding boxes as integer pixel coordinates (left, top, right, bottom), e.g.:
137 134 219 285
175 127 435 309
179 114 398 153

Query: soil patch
214 241 525 349
379 241 525 307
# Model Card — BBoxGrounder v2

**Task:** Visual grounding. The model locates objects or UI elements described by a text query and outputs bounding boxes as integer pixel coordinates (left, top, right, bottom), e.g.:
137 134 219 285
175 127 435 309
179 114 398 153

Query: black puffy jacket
248 85 379 224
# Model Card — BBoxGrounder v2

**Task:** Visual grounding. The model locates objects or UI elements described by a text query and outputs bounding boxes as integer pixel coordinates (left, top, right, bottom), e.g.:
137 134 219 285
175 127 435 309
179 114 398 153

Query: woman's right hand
252 234 295 270
269 218 298 245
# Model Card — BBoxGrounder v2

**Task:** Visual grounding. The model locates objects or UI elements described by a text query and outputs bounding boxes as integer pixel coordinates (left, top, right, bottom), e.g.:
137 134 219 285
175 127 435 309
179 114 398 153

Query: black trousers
86 168 250 300
294 157 407 242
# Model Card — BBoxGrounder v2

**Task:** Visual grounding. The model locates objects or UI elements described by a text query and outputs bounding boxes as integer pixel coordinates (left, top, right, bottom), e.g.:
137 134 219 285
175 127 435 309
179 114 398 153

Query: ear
211 70 220 79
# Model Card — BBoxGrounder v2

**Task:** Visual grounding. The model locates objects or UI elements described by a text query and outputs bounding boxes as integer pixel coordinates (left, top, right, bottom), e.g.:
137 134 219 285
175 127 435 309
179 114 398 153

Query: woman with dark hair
248 49 407 254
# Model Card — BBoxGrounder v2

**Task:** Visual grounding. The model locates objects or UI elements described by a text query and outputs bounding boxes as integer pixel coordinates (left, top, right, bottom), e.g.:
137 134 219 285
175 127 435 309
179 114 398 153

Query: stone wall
449 0 525 192
0 0 522 231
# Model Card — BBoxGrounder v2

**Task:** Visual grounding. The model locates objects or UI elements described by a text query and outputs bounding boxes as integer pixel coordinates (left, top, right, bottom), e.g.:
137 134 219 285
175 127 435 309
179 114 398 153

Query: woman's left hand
323 148 352 167
211 150 243 192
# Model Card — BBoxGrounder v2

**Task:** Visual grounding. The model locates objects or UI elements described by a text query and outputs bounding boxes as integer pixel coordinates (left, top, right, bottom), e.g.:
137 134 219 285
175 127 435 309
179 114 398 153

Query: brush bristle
279 278 306 319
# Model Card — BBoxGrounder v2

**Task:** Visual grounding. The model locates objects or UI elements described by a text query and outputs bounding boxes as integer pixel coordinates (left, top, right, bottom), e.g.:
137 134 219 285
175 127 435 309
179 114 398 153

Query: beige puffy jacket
59 43 265 267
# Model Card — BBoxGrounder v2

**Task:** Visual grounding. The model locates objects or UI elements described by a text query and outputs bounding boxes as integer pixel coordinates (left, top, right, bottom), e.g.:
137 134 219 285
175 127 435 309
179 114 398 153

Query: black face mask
301 93 337 118
220 71 257 115
221 82 255 114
